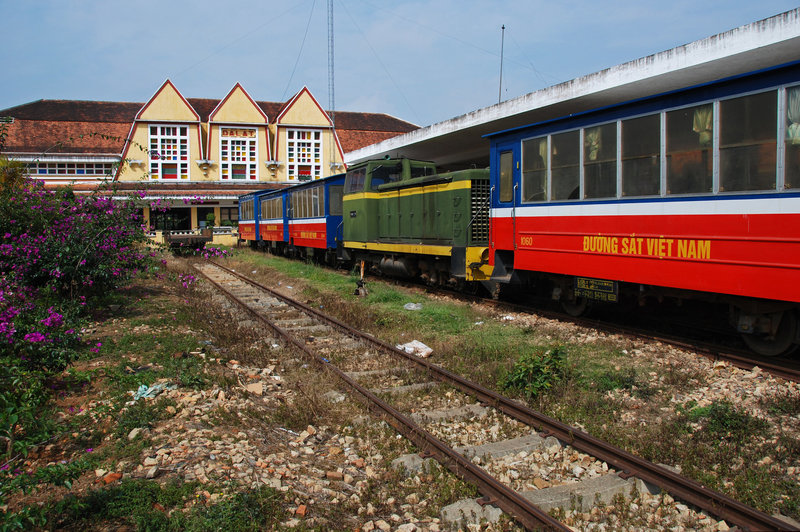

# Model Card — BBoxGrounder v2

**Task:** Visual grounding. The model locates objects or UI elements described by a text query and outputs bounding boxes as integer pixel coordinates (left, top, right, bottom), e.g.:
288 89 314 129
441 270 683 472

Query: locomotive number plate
574 277 618 302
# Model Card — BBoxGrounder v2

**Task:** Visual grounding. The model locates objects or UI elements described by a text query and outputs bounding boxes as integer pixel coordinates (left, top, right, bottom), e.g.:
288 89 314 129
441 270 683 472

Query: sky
1 1 798 127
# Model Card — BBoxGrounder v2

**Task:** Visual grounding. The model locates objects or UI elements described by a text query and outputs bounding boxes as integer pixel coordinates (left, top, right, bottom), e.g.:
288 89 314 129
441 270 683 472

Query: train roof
485 59 800 140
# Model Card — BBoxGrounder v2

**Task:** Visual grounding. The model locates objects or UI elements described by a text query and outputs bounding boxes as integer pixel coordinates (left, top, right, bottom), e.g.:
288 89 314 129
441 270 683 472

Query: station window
286 129 322 181
149 125 189 180
220 127 258 181
28 162 114 177
786 86 800 190
583 123 617 199
666 104 713 195
522 137 547 202
220 207 238 224
719 90 777 192
622 114 661 196
551 131 580 200
151 208 191 231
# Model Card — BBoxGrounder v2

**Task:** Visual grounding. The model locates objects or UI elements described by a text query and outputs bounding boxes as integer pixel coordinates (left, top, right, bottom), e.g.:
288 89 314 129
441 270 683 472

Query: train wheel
561 297 588 317
741 310 798 357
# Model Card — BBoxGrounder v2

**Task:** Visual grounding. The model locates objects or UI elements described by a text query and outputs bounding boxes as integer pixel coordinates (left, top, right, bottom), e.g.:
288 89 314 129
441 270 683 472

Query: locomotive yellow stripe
343 241 452 256
343 180 472 201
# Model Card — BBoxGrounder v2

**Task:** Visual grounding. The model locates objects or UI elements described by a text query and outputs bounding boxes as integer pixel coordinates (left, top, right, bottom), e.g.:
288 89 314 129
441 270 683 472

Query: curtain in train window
785 86 800 190
583 123 617 199
719 90 777 192
622 114 661 196
551 131 580 200
666 104 713 195
499 151 513 202
522 137 547 202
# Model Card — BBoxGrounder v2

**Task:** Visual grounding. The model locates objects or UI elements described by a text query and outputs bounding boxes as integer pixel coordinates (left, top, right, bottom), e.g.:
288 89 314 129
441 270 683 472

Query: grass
48 478 287 531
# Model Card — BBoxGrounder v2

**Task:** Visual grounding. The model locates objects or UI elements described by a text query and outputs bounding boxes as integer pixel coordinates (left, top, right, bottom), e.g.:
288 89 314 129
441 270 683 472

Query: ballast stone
440 498 503 530
392 432 559 473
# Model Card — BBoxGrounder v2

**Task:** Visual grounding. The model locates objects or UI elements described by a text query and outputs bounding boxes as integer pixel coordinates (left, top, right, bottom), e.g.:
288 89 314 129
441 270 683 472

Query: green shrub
500 345 567 399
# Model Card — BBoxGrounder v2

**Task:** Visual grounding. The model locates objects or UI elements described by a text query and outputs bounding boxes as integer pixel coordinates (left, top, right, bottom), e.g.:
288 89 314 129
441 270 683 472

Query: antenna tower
328 0 337 171
498 24 505 104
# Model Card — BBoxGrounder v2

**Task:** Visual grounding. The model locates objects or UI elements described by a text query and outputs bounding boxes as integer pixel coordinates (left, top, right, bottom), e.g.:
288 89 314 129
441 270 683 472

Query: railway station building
0 81 417 242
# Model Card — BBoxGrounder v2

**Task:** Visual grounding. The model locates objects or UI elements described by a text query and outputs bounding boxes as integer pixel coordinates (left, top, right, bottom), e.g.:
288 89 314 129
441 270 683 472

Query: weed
760 390 800 416
186 486 286 531
499 345 567 399
683 400 769 440
49 478 200 529
114 397 177 439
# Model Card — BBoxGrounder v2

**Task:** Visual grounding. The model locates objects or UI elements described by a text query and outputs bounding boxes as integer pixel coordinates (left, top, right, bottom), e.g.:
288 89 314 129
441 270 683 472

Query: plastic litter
396 340 433 358
403 303 423 311
133 382 177 401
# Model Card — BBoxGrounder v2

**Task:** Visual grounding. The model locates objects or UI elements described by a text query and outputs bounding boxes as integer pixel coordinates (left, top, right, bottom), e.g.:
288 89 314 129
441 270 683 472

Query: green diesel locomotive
341 158 493 287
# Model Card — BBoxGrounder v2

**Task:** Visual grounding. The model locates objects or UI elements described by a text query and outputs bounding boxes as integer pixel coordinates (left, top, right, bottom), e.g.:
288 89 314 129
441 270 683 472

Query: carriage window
551 130 580 200
666 104 713 195
329 185 343 215
622 114 661 196
720 90 777 192
522 137 547 202
239 199 254 220
344 167 366 194
499 151 513 202
311 186 323 217
583 123 617 199
261 197 281 220
787 86 800 190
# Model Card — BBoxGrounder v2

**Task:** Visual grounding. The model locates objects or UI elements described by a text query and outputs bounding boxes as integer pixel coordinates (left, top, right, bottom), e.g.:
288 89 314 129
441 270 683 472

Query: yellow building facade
119 80 345 185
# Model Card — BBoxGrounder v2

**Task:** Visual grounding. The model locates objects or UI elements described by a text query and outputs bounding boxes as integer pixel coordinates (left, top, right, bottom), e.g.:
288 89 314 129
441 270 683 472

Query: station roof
345 8 800 170
0 99 417 156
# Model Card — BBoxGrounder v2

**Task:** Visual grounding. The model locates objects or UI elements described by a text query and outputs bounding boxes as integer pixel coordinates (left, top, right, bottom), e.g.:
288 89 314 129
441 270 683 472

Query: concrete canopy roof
345 9 800 171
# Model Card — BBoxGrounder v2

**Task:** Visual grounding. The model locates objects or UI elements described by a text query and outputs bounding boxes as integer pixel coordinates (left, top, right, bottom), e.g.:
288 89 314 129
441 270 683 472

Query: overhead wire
282 0 318 101
337 0 421 125
174 3 308 79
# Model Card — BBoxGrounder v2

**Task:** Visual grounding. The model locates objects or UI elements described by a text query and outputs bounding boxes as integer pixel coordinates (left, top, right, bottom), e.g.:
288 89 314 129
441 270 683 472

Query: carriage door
496 142 520 251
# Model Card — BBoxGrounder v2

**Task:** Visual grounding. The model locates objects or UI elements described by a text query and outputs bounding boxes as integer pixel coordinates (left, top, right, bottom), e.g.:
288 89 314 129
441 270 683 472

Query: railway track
193 259 795 531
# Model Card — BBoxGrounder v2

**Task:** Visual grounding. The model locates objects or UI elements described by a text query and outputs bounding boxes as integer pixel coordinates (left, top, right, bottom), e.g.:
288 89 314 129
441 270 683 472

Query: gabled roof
1 95 417 157
208 84 269 124
275 86 330 126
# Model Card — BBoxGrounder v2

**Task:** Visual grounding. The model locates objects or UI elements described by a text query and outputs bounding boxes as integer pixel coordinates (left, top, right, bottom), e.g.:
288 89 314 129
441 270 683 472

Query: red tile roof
0 99 417 156
2 119 131 155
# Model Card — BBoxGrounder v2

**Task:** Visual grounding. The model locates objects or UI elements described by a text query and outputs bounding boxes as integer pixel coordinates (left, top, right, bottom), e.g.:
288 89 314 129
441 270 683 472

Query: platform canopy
345 9 800 171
